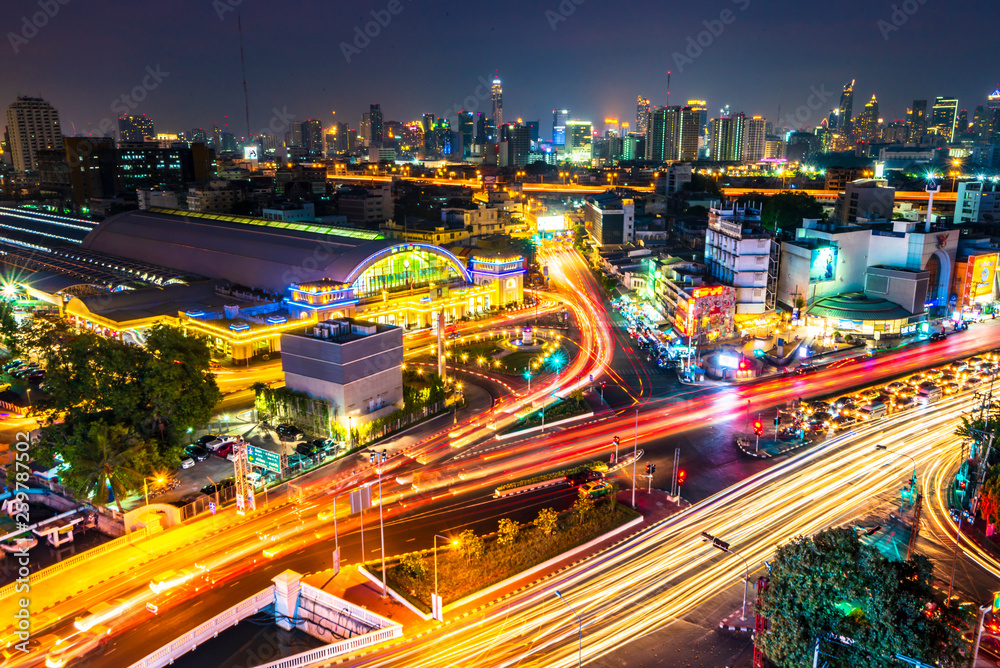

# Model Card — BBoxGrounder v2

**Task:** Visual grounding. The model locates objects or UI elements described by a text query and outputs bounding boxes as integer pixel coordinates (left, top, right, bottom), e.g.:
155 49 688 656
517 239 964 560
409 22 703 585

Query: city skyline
3 0 999 140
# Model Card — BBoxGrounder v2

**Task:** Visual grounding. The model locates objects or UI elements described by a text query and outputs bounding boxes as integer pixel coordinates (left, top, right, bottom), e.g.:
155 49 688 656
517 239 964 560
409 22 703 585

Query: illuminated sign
809 246 838 284
692 286 726 299
536 215 565 232
243 146 259 160
718 354 739 369
965 253 998 305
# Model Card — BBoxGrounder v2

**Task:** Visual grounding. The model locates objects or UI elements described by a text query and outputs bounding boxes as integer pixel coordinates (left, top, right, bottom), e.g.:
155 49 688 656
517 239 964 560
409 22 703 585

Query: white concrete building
704 204 778 316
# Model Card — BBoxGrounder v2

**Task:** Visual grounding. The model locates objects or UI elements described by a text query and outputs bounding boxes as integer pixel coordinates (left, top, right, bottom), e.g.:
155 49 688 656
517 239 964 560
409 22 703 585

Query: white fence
126 588 276 668
250 626 403 668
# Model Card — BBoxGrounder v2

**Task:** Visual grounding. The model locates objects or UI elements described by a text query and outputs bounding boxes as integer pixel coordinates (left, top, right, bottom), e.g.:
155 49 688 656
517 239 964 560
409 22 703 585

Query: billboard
809 246 838 284
536 215 566 232
243 145 259 160
965 253 998 305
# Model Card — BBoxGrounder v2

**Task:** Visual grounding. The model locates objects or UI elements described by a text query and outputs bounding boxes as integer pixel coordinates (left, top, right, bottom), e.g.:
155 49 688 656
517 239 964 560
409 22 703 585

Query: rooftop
807 292 915 321
294 318 398 344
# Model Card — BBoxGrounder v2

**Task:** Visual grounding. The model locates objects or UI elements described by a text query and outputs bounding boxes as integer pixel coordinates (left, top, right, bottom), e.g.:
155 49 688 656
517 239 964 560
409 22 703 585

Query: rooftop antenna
666 70 671 105
238 14 252 142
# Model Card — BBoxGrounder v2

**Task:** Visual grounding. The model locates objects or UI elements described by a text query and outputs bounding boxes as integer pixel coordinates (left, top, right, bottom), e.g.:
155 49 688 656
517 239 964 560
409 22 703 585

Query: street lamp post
701 532 751 620
370 449 388 598
632 409 638 509
432 533 457 620
874 444 918 507
554 590 583 668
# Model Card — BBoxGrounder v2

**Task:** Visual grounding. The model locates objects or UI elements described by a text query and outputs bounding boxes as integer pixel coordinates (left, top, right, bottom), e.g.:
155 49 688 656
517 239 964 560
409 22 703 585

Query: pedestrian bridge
127 570 401 668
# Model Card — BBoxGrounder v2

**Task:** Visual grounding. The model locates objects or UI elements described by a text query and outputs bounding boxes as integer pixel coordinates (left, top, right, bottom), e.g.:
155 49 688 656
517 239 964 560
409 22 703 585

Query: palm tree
63 422 145 513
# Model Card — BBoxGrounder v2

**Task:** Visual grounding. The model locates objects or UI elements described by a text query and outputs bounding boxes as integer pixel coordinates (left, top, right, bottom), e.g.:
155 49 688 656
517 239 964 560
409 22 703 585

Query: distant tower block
522 326 533 346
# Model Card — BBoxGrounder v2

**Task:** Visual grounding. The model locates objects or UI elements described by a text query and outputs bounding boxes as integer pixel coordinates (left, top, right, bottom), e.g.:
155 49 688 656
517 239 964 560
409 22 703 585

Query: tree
398 552 427 579
977 466 1000 528
573 224 587 248
533 507 559 535
0 299 18 353
56 422 150 513
737 191 825 230
497 518 520 547
759 528 966 668
682 173 722 198
457 529 484 561
572 492 594 523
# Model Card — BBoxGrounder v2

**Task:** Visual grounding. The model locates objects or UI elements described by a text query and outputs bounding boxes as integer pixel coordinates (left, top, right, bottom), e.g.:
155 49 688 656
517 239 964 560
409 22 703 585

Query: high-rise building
421 113 437 153
989 89 1000 112
636 96 650 136
958 109 969 135
301 119 324 156
5 97 62 172
369 104 383 147
932 97 959 142
359 113 371 147
552 109 569 145
458 111 474 158
188 128 208 144
118 114 154 143
474 113 488 147
645 106 676 162
882 120 908 144
744 116 766 162
526 121 539 144
566 120 593 163
908 100 928 142
491 77 503 134
709 114 745 161
837 80 855 134
335 122 350 153
854 95 880 143
499 123 531 167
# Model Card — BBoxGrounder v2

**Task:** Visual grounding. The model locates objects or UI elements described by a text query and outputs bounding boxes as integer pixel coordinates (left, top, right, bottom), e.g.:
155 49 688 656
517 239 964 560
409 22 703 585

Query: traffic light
645 463 651 474
753 419 763 436
613 436 620 447
650 464 656 474
774 414 781 426
677 470 686 486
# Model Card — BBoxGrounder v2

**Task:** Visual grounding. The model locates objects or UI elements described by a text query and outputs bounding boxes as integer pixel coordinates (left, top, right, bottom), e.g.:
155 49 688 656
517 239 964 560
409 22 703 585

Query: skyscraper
709 114 745 161
474 113 487 147
744 116 767 162
369 103 383 147
566 120 593 163
553 109 569 145
491 77 503 135
302 119 324 156
854 95 880 143
645 107 677 162
837 80 855 133
458 111 474 158
931 97 959 142
958 109 969 135
908 100 927 142
989 89 1000 112
636 96 650 136
118 114 154 143
5 96 62 172
422 113 436 152
526 121 539 144
359 113 371 147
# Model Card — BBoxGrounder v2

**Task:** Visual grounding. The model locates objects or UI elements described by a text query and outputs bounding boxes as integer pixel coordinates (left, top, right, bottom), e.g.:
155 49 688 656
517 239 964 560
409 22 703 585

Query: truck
857 401 888 421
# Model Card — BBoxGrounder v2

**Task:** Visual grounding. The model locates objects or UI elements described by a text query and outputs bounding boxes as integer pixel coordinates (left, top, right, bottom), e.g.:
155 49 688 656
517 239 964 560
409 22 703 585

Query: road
340 392 983 667
6 247 1000 666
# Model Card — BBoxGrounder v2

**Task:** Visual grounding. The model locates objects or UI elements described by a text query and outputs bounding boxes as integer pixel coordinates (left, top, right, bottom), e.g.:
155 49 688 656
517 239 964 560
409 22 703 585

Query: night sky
3 0 998 139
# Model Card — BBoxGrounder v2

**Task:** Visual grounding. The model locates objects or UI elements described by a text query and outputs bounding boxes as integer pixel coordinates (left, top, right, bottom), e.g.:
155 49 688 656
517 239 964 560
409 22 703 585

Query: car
200 478 235 495
205 434 238 451
894 396 915 409
184 444 210 461
44 624 110 667
294 441 315 456
226 451 238 462
180 457 196 469
567 469 603 486
27 371 45 382
286 453 310 468
579 481 613 499
929 332 947 342
215 442 236 458
276 424 304 441
197 434 218 447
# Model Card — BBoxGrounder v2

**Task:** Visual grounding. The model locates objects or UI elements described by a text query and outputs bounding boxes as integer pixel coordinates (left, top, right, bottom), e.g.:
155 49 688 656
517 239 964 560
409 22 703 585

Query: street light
554 590 583 668
873 444 917 491
143 475 165 509
700 531 751 620
370 449 388 598
433 534 457 619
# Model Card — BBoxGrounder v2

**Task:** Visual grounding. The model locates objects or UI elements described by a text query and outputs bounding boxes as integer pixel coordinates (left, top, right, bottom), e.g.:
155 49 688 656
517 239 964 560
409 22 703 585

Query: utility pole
631 409 638 509
906 494 922 561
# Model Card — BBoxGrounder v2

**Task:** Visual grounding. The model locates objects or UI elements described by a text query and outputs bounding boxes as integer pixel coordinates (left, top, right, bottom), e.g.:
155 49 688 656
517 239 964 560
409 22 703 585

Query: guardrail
127 588 275 668
252 626 403 668
0 524 151 601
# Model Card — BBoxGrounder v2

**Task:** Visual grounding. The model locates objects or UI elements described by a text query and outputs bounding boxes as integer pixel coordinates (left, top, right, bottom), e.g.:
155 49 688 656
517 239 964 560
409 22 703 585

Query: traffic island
735 434 809 459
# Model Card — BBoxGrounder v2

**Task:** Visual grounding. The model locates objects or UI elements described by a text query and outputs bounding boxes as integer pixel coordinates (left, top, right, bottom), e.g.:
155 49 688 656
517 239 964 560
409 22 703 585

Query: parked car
215 442 236 458
295 441 318 457
27 370 45 382
200 478 235 496
1 359 21 372
180 457 196 469
276 424 304 441
184 444 210 462
205 434 239 451
197 434 218 447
